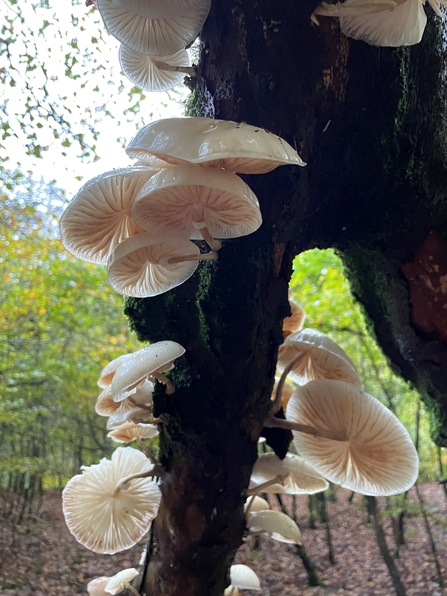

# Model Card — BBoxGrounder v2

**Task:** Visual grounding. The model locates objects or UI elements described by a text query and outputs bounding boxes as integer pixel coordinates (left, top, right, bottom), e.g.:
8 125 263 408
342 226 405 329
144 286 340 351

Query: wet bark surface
124 2 447 594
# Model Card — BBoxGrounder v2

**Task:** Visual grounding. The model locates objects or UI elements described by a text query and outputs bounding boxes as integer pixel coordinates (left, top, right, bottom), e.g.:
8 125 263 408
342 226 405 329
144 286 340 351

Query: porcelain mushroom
59 167 157 265
283 295 306 338
277 328 363 388
224 565 261 595
110 340 185 401
97 0 211 55
119 46 194 92
286 379 419 495
107 232 216 298
313 0 427 47
62 447 161 554
87 569 139 596
131 164 262 251
95 380 154 417
247 510 301 544
126 117 306 174
249 452 329 495
107 421 159 443
97 354 134 389
113 0 211 18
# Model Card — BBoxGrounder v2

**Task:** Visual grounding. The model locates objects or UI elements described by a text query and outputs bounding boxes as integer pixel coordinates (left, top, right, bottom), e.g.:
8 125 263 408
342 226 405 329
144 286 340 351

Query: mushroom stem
155 61 196 77
125 584 141 596
199 226 222 251
269 354 302 416
264 416 348 442
166 250 218 265
245 474 289 497
150 371 176 394
113 468 163 496
136 437 159 466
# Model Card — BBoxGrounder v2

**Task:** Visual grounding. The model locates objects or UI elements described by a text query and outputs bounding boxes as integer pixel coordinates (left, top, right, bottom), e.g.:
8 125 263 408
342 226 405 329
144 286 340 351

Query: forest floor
0 485 446 596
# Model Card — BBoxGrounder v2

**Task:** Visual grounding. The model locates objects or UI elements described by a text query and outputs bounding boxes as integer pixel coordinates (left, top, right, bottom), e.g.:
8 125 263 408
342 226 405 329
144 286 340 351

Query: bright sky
0 0 188 198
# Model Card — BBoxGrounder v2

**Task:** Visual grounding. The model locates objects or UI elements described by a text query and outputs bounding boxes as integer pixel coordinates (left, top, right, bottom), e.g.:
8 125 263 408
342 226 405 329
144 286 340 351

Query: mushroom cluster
264 317 419 497
59 116 305 298
89 0 211 92
62 340 185 558
312 0 445 46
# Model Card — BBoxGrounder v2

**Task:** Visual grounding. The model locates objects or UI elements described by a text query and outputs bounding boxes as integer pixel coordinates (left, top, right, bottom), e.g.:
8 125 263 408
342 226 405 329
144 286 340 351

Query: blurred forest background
1 0 446 594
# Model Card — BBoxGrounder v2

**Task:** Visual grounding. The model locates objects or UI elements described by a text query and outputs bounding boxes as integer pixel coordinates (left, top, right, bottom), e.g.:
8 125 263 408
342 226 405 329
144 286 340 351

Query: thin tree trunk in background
315 492 335 564
273 493 289 515
308 495 317 529
347 491 355 504
295 544 323 587
415 484 445 587
437 448 447 502
366 496 407 596
393 493 408 558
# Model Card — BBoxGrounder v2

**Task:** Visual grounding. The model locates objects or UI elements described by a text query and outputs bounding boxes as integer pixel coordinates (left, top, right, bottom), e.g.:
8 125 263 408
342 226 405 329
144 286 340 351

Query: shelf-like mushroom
119 46 193 92
313 0 426 47
62 447 161 554
249 453 329 495
97 0 211 55
226 565 261 593
107 232 216 298
126 117 306 174
247 510 301 544
97 354 133 389
131 164 262 251
111 340 185 401
283 296 306 337
107 421 159 443
277 328 363 388
95 379 154 417
59 167 157 265
286 379 419 495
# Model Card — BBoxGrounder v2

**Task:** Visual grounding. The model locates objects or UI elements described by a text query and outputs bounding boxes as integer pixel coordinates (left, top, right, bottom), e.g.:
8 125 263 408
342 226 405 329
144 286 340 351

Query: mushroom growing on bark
131 164 262 251
277 328 363 388
313 0 428 46
126 117 306 173
286 379 419 495
119 46 194 92
59 167 157 265
62 447 161 554
107 232 217 297
246 510 302 544
249 452 329 495
110 340 185 400
97 0 211 55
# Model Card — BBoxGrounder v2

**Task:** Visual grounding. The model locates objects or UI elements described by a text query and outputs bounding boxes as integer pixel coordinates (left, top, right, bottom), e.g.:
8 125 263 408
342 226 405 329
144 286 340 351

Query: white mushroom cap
126 117 306 174
119 46 191 92
244 496 270 514
98 354 134 389
59 167 157 265
315 0 426 47
286 379 419 496
131 165 262 241
87 577 109 596
108 421 159 443
111 340 185 401
97 0 210 55
105 568 139 595
106 405 152 429
113 0 209 18
277 328 363 388
229 565 261 591
247 510 301 544
96 379 154 416
283 298 306 337
62 447 161 554
107 233 202 298
249 453 329 495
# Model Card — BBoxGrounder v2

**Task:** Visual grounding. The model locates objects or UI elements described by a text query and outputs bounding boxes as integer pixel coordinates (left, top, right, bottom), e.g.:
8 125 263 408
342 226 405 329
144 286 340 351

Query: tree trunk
295 544 324 587
122 1 447 593
366 496 407 596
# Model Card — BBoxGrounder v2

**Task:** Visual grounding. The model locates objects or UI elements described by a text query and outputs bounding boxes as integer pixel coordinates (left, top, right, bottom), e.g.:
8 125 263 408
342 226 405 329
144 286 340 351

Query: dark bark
123 1 447 593
295 544 324 587
366 496 407 596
